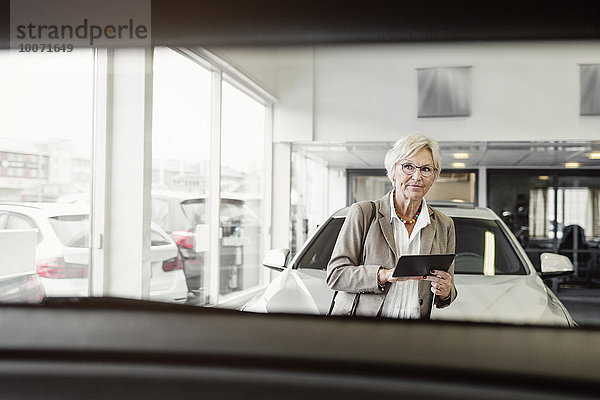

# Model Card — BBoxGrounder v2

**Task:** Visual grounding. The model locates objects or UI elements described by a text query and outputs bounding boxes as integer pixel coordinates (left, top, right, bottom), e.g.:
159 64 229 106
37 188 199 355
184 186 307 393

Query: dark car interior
1 0 600 399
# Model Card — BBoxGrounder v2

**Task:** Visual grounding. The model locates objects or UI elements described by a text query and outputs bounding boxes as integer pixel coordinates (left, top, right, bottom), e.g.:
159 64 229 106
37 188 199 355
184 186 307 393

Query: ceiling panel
478 149 532 166
293 141 600 170
518 151 581 166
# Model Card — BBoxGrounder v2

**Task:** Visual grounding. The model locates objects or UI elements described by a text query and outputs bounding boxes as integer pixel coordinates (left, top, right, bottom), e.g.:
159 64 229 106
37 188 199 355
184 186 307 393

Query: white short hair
384 133 442 182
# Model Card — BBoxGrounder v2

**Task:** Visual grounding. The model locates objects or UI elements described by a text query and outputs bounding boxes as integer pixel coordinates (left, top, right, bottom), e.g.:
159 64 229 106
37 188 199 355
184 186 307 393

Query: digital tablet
392 254 455 277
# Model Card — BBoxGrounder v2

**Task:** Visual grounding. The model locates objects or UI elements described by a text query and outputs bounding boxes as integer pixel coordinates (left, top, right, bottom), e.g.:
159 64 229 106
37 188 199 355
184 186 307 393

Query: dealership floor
556 288 600 326
212 284 600 327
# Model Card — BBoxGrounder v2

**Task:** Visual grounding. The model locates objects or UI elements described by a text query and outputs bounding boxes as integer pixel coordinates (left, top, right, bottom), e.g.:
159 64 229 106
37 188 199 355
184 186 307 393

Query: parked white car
241 203 576 326
59 190 262 298
0 203 188 303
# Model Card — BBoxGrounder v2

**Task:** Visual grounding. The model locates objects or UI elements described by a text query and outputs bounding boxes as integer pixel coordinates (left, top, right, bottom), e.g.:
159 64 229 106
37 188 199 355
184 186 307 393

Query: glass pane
220 81 266 296
0 49 94 302
427 171 476 203
557 176 599 242
350 174 390 203
290 148 332 255
488 171 555 272
6 215 35 230
556 175 600 283
296 218 344 270
151 47 212 304
0 50 93 204
488 170 600 283
488 172 553 243
453 217 526 275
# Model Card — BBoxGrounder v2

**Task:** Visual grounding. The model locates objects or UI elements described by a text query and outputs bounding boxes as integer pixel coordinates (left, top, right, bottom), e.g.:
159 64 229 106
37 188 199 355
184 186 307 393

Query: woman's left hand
425 270 452 298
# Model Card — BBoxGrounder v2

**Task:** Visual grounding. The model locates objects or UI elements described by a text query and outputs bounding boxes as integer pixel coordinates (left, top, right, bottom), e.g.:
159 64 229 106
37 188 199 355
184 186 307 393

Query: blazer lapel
376 194 397 260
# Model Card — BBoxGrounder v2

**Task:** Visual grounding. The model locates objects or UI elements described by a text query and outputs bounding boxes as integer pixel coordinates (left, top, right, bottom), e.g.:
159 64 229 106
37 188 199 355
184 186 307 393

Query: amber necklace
393 190 422 225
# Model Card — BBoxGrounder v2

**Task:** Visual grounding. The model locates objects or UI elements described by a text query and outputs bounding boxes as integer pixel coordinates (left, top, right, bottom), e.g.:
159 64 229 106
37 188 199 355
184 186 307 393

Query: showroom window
290 147 334 256
0 49 94 298
0 50 93 203
220 80 266 296
152 47 212 303
488 170 600 285
152 47 273 305
0 47 272 306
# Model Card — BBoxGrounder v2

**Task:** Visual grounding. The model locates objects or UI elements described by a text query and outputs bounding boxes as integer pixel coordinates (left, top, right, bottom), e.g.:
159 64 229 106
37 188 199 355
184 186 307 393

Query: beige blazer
326 193 457 319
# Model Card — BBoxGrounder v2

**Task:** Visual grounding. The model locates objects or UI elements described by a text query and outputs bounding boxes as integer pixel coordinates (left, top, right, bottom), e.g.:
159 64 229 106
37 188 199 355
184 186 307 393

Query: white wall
215 41 600 252
217 41 600 144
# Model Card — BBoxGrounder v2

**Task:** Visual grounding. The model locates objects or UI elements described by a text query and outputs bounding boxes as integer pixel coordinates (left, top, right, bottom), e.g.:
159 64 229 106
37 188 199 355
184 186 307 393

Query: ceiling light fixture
564 162 581 169
588 152 600 160
538 175 550 180
451 162 466 168
453 152 470 159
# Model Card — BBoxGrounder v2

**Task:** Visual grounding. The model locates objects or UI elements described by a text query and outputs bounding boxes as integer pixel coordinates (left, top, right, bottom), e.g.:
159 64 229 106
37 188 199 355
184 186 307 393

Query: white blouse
380 193 431 319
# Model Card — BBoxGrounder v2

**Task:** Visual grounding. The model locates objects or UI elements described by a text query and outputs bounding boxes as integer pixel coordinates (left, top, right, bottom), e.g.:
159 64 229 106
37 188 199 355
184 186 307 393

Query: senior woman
326 133 456 319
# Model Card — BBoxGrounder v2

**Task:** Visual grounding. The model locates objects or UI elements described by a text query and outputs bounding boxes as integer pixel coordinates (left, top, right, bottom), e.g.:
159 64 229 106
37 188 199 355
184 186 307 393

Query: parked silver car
242 203 576 326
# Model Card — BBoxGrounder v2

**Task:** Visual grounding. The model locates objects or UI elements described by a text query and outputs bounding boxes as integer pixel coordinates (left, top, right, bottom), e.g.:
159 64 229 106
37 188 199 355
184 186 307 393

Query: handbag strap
358 201 376 264
328 201 376 316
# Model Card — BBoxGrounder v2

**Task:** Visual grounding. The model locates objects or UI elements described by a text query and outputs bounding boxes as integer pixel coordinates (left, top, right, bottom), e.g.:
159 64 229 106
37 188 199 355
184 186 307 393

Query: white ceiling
292 141 600 170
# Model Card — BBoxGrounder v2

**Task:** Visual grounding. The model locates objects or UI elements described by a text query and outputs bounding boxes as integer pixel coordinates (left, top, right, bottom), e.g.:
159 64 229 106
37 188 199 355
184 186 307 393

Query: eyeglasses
399 162 437 178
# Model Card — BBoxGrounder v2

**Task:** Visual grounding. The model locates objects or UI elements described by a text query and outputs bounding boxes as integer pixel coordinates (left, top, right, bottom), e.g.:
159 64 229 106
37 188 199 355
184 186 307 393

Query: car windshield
453 217 526 275
47 215 90 248
296 215 527 275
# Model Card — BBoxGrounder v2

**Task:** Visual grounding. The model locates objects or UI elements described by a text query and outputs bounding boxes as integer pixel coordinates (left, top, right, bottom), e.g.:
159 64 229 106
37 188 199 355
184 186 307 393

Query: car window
222 200 259 224
296 218 344 270
151 228 172 246
297 215 526 275
0 213 8 228
453 217 527 275
180 199 206 226
4 213 42 243
152 197 198 233
47 215 90 248
6 214 36 230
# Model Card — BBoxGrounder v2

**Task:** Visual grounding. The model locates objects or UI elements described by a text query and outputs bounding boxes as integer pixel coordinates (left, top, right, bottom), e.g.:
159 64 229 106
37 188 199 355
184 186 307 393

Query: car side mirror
540 253 574 278
263 248 290 271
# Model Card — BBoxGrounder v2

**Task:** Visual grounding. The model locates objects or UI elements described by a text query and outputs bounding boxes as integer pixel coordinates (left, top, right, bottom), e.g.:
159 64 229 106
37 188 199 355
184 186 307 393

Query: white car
59 190 262 298
242 203 577 326
0 203 188 303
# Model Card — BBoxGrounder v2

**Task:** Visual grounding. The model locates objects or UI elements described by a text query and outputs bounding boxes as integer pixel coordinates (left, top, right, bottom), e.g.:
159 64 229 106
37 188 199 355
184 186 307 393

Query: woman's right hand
378 268 423 285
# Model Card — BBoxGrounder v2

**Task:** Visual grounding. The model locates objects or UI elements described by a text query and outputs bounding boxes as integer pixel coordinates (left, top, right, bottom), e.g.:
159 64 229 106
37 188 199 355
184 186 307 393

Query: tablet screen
392 254 455 277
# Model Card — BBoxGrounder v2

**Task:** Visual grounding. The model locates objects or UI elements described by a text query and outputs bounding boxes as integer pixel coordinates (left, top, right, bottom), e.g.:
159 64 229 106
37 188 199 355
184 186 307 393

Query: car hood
242 269 571 326
432 274 570 326
243 268 333 315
